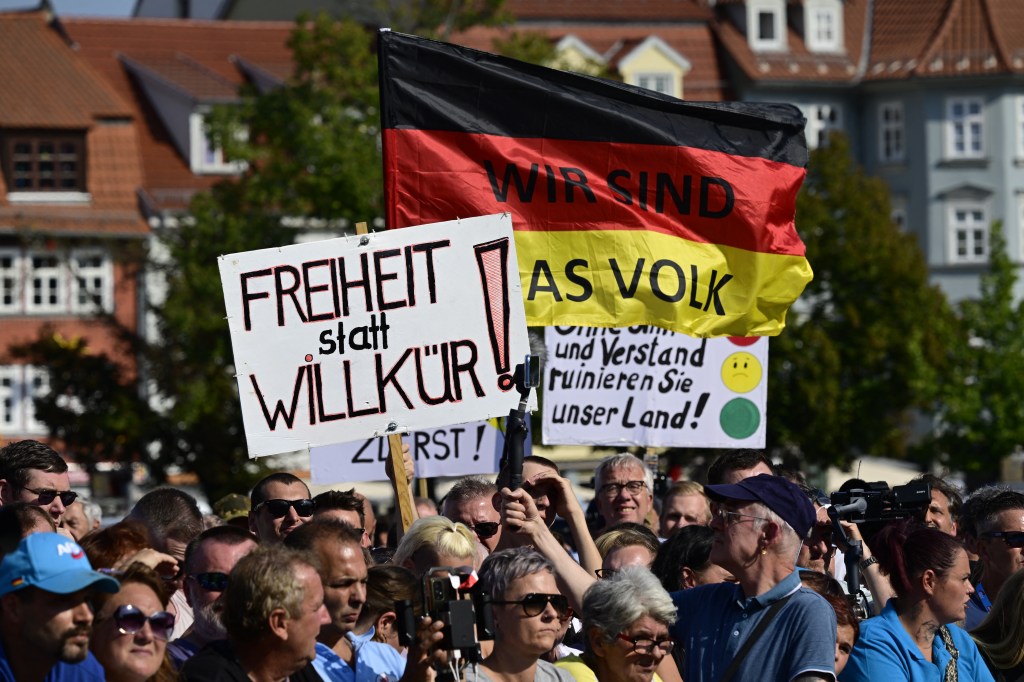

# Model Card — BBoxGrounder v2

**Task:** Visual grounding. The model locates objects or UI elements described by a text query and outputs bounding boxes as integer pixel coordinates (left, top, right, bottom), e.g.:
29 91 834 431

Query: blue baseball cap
705 474 817 539
0 532 120 597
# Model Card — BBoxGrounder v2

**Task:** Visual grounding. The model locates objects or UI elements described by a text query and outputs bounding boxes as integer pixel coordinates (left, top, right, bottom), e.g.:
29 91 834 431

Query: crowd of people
0 438 1021 682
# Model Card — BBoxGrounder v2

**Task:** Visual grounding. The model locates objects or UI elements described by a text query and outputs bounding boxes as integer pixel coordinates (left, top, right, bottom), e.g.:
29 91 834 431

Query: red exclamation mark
474 237 515 391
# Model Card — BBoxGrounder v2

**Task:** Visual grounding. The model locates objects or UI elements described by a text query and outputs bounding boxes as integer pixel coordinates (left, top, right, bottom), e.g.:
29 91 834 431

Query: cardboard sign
310 419 532 483
219 214 530 457
542 327 767 447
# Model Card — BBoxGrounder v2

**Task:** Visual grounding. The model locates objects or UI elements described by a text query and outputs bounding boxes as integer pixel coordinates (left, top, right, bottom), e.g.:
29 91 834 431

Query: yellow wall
619 44 687 97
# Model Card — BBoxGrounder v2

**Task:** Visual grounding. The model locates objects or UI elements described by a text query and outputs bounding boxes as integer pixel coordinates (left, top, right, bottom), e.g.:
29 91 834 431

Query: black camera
829 481 931 524
397 567 494 682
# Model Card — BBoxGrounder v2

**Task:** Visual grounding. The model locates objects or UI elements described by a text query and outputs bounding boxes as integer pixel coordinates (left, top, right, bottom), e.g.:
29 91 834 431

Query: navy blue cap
705 474 816 539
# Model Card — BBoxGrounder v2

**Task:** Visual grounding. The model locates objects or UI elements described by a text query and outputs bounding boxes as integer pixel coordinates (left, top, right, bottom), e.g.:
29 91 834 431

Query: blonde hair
972 568 1024 669
392 516 477 575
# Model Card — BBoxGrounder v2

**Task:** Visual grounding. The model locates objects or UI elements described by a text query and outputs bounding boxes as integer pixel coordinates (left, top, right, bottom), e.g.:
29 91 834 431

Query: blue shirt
0 635 105 681
312 631 406 682
840 602 996 682
670 571 837 682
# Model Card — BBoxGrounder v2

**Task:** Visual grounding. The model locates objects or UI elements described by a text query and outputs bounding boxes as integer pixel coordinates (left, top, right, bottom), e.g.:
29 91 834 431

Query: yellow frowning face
721 352 762 393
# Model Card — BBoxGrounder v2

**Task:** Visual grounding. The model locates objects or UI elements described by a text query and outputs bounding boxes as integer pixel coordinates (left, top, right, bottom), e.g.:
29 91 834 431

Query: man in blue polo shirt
670 474 837 682
0 532 120 681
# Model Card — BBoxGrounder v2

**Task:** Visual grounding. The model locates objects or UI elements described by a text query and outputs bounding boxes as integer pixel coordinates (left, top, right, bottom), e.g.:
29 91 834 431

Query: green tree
767 132 955 469
931 222 1024 483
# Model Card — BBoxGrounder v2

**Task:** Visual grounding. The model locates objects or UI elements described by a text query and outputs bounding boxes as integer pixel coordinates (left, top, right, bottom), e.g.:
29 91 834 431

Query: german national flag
378 30 812 337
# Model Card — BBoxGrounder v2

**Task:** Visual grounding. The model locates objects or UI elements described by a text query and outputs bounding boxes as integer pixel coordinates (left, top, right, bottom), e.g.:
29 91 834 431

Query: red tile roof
0 12 132 128
60 17 295 212
505 0 710 22
867 0 1024 80
454 23 727 101
710 0 869 83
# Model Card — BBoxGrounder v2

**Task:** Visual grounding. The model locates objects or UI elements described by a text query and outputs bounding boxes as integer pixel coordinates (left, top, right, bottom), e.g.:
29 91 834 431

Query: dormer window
189 112 246 175
748 1 785 52
805 0 843 53
3 132 86 192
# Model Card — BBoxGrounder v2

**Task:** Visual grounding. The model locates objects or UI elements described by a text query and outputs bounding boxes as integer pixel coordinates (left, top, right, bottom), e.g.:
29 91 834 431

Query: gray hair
595 453 654 493
582 566 676 642
222 545 321 642
752 503 802 560
80 498 102 529
477 546 554 601
442 476 497 514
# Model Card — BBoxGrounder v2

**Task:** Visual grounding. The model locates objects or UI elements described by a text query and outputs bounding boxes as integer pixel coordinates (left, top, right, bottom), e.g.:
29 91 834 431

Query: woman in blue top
840 521 995 682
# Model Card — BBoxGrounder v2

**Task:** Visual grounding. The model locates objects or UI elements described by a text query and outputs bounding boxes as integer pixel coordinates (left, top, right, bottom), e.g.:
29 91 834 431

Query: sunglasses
468 521 500 539
982 531 1024 548
21 486 77 506
254 498 315 519
191 572 229 592
594 568 618 579
493 593 572 619
111 604 176 641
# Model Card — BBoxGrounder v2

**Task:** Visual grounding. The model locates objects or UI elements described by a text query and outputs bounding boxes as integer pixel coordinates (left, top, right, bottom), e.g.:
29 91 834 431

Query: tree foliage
931 222 1024 483
768 132 955 468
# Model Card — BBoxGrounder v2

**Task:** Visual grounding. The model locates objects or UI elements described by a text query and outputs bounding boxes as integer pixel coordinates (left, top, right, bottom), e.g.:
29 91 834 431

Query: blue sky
0 0 135 16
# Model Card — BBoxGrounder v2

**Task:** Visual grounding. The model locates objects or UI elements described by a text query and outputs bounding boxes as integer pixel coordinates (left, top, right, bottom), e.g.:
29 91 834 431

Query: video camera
397 566 493 682
829 481 931 524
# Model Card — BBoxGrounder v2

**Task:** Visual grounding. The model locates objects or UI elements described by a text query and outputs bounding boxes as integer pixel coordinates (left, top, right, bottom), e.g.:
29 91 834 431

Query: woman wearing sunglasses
555 567 676 682
90 563 178 682
475 547 575 682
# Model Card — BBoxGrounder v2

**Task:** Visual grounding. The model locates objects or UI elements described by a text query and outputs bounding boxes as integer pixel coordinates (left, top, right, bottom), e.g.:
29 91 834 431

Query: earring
760 547 767 556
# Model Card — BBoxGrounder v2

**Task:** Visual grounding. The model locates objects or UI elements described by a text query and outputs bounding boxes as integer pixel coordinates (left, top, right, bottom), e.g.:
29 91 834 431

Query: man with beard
167 525 259 667
0 532 120 681
286 518 406 682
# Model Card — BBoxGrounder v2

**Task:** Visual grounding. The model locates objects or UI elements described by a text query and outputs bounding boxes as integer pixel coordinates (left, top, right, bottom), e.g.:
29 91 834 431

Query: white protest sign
219 213 531 457
309 419 532 483
542 327 767 447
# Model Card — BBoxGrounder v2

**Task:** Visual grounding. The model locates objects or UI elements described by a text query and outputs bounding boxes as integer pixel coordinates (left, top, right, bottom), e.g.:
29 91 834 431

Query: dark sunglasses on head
191 572 229 592
111 604 176 641
982 531 1024 548
254 498 315 518
594 568 618 579
493 593 572 619
22 486 77 506
467 521 500 539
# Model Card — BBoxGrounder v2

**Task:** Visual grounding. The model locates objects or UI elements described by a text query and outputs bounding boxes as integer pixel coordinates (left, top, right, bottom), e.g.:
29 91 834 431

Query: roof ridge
59 16 295 29
173 51 239 89
979 0 1012 69
914 0 962 75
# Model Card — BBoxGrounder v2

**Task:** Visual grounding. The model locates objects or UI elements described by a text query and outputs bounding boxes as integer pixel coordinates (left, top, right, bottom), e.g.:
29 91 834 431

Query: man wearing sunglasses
442 476 502 554
0 532 120 682
168 525 258 668
249 472 314 543
0 440 78 529
965 489 1024 629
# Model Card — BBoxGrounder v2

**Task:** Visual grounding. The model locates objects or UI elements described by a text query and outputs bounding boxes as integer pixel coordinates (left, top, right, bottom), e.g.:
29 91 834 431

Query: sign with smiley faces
542 328 767 447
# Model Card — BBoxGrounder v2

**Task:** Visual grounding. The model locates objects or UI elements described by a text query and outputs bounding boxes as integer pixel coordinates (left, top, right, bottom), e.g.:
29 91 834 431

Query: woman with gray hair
555 567 677 682
475 546 576 682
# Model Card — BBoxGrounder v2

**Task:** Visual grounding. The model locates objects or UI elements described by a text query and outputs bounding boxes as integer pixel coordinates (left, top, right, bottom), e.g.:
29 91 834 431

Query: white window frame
0 248 113 315
891 196 907 231
69 248 114 314
879 101 905 163
189 112 247 175
636 72 676 97
23 366 49 435
948 202 989 263
1017 96 1024 159
805 103 842 149
0 248 21 313
26 252 65 314
749 1 784 51
945 97 985 160
807 7 840 52
0 365 48 436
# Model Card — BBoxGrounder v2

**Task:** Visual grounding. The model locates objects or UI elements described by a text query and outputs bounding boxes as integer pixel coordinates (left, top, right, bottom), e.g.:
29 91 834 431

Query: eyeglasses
254 498 315 518
21 486 77 506
493 593 572 619
595 568 617 579
712 507 769 526
467 522 500 539
616 633 675 656
110 604 176 641
190 572 229 592
598 481 647 498
981 531 1024 548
